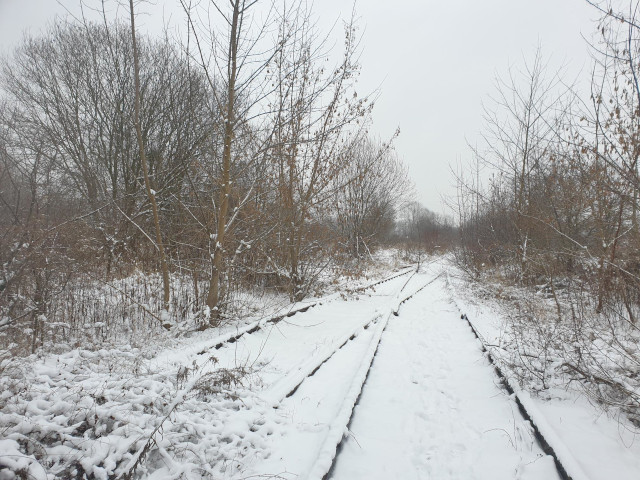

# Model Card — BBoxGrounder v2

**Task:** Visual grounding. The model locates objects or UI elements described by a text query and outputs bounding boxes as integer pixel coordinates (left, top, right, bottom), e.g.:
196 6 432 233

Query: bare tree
181 0 291 322
267 6 373 299
0 17 211 343
334 134 408 258
453 3 640 425
129 0 170 313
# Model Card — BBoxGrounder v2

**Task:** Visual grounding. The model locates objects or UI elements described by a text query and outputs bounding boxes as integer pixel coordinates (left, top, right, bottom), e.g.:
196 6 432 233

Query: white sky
0 0 599 213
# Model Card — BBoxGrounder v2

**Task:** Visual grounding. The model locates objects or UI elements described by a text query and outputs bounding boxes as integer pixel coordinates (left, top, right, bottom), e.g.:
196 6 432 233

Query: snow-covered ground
330 271 558 480
447 263 640 480
1 255 639 479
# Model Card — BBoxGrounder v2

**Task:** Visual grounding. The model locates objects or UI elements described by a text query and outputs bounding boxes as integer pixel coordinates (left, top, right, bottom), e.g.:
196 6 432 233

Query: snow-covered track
444 268 587 480
188 265 417 360
311 268 566 480
262 311 382 405
393 271 443 315
202 301 321 353
458 312 589 480
144 265 419 411
279 274 442 480
350 264 416 293
268 268 433 407
121 264 421 480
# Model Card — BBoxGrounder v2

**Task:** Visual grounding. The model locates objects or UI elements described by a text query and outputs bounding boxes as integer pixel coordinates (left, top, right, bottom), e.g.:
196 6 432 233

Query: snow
446 261 640 480
307 309 392 480
531 395 640 480
0 439 47 480
329 270 558 480
0 264 415 478
261 310 383 405
2 254 639 479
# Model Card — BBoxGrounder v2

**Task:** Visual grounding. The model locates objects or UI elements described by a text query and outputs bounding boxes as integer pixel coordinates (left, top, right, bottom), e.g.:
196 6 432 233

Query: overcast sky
0 0 599 214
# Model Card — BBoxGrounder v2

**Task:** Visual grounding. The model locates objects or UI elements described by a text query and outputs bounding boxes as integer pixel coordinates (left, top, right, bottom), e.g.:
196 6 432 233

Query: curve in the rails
147 265 417 377
261 265 429 406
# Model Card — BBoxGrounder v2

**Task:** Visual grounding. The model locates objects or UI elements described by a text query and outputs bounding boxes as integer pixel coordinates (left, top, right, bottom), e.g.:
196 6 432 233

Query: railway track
292 267 584 480
445 271 589 480
261 265 433 406
265 269 443 480
128 263 594 480
122 265 422 480
193 264 417 356
457 312 588 480
150 264 419 404
145 263 443 480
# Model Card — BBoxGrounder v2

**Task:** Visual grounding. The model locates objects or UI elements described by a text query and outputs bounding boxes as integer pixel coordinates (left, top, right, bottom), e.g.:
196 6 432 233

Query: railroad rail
445 270 589 480
269 271 442 480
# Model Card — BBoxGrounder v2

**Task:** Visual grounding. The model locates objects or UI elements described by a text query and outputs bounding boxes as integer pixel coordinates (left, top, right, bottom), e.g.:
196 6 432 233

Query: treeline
456 1 640 423
0 1 441 354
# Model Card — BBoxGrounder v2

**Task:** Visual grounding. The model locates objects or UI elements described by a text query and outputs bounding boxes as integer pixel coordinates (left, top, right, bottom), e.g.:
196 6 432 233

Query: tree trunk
206 1 240 325
129 0 171 313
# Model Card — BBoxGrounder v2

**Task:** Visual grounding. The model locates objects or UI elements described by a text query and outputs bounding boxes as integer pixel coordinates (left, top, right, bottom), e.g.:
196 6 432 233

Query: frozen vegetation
2 0 640 478
1 253 639 479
